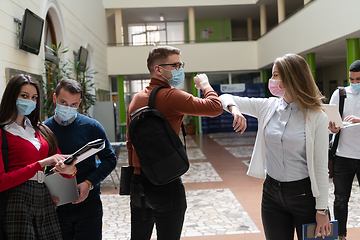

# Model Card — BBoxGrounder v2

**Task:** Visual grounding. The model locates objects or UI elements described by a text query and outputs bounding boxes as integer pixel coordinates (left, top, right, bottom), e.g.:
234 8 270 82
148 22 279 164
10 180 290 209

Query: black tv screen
19 9 44 55
77 46 88 72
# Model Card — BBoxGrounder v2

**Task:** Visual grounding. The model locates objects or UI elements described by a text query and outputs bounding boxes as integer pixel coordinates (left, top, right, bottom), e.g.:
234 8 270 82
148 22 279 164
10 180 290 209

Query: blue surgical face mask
16 98 36 116
55 104 78 121
161 68 185 88
350 82 360 92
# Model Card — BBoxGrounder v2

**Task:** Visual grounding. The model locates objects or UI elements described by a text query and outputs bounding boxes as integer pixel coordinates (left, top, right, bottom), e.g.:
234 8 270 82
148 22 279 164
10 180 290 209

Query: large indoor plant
43 43 96 119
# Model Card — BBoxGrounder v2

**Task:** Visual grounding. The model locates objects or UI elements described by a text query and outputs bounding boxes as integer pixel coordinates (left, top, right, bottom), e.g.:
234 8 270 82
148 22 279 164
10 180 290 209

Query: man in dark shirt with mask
45 79 116 240
126 46 223 239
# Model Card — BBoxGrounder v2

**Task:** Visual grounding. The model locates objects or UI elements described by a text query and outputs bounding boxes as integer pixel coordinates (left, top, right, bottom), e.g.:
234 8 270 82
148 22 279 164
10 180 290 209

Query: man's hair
55 79 83 97
147 46 181 74
349 60 360 72
274 53 324 117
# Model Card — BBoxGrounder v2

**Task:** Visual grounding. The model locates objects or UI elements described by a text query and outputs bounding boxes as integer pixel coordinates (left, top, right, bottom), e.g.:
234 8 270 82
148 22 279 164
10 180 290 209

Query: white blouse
4 117 40 150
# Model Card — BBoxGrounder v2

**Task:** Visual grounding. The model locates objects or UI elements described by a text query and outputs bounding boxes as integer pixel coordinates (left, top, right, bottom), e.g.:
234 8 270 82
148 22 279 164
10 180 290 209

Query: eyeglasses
159 62 185 70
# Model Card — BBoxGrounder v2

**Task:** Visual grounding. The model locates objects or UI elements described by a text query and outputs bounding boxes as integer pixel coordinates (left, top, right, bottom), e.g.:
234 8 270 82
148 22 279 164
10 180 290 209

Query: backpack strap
148 86 187 149
330 87 347 158
338 87 346 117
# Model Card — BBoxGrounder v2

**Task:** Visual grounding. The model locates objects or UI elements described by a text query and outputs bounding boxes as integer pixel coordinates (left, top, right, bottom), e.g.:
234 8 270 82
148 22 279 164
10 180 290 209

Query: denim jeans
333 155 360 237
130 174 187 240
261 175 316 240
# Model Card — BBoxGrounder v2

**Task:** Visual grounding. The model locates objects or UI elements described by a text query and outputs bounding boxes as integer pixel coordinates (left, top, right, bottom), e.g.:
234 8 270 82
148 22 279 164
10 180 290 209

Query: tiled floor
100 132 360 239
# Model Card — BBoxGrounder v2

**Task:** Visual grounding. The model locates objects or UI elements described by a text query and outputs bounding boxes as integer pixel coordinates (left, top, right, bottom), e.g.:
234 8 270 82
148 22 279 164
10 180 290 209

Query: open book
322 104 360 129
45 139 105 176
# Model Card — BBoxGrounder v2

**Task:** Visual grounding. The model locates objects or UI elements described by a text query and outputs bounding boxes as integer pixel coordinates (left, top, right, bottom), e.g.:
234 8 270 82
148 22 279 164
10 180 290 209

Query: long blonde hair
274 54 324 117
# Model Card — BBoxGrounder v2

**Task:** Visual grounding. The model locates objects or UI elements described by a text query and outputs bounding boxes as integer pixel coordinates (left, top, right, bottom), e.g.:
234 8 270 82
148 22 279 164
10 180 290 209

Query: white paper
323 104 360 129
75 141 105 164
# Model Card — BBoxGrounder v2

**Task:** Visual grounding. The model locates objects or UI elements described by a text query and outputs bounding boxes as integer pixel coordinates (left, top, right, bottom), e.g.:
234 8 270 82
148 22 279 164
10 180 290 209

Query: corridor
100 132 360 240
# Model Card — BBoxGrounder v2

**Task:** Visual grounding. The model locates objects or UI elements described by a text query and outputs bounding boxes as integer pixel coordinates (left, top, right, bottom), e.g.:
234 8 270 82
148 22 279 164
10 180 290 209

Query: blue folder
302 220 338 240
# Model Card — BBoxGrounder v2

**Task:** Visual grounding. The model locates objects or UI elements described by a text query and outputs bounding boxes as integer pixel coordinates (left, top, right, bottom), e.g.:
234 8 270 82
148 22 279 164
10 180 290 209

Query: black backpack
128 86 189 185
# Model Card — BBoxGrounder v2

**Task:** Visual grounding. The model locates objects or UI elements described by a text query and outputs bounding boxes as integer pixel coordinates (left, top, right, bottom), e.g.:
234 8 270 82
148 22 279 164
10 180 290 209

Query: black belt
266 174 310 188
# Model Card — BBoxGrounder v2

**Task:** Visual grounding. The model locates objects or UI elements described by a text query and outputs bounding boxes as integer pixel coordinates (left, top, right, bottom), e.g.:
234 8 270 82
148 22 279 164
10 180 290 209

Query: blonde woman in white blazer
219 54 330 240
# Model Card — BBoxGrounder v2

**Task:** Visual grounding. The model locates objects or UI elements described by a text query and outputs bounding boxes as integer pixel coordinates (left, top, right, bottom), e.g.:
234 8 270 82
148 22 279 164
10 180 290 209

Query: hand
38 154 69 168
193 73 211 90
229 105 247 134
53 158 77 175
315 212 331 239
328 121 341 133
52 195 59 209
72 182 90 204
344 115 360 123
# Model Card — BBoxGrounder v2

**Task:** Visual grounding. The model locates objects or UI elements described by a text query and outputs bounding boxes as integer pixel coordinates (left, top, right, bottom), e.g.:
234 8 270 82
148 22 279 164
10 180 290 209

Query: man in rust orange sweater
126 45 223 240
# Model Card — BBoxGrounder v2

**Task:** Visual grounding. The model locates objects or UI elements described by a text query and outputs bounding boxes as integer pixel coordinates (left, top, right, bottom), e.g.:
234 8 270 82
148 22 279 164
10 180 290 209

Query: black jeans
261 175 316 240
56 197 103 240
333 156 360 237
130 174 187 240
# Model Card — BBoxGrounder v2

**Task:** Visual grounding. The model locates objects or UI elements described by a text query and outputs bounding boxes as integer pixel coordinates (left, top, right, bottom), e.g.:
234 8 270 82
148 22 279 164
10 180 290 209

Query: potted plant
183 114 195 135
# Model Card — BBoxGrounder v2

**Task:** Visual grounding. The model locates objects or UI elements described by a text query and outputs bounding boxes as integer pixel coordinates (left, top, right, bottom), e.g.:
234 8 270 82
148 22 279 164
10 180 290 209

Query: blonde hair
274 53 324 117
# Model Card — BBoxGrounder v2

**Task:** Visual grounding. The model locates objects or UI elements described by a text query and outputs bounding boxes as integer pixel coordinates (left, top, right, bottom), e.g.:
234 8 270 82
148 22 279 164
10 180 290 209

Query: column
260 5 267 36
188 7 196 44
247 18 253 41
306 53 316 81
117 75 126 124
191 72 199 133
347 38 360 81
262 69 269 83
277 0 285 23
115 9 123 46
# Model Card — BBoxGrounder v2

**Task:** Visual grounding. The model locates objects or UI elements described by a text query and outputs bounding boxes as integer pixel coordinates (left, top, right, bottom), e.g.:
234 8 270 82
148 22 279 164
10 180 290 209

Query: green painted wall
185 19 232 43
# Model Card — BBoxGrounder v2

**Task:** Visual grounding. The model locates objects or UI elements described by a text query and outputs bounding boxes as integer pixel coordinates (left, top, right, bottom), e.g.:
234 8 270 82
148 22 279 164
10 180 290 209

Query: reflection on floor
100 132 360 240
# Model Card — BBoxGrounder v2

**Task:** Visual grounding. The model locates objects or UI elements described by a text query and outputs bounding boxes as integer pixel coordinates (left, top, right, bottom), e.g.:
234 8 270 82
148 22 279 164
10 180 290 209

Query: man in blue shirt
45 79 117 240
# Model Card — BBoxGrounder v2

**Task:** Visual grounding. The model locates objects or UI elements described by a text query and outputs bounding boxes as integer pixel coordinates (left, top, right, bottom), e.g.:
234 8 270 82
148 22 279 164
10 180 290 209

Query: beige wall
107 41 258 75
0 0 109 99
104 0 256 8
257 0 360 68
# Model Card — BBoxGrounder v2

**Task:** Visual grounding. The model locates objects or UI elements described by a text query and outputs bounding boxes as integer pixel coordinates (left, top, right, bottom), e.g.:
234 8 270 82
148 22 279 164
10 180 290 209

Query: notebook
302 220 338 240
44 173 79 206
322 104 360 129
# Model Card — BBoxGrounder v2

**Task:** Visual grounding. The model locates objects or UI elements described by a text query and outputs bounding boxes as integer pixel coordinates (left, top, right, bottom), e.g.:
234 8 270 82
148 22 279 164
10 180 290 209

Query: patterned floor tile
101 188 260 239
182 162 222 183
213 138 255 146
225 146 254 158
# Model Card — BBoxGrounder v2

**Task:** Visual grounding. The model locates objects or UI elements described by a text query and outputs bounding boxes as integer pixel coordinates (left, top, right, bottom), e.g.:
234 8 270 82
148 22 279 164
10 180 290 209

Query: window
128 22 184 46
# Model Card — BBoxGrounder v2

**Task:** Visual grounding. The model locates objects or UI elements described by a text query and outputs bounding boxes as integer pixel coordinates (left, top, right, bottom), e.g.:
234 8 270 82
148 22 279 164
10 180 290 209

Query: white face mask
161 68 185 88
55 104 78 121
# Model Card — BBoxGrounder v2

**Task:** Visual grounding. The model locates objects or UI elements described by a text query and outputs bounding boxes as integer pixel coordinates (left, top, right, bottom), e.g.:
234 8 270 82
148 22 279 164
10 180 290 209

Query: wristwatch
316 209 329 216
84 180 94 190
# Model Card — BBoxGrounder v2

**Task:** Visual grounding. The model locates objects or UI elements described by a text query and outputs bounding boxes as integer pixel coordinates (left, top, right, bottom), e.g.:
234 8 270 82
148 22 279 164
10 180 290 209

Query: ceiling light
160 14 164 21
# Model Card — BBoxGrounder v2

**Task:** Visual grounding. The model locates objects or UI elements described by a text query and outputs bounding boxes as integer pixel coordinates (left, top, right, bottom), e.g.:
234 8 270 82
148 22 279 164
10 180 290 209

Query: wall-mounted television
19 8 44 55
77 46 88 72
